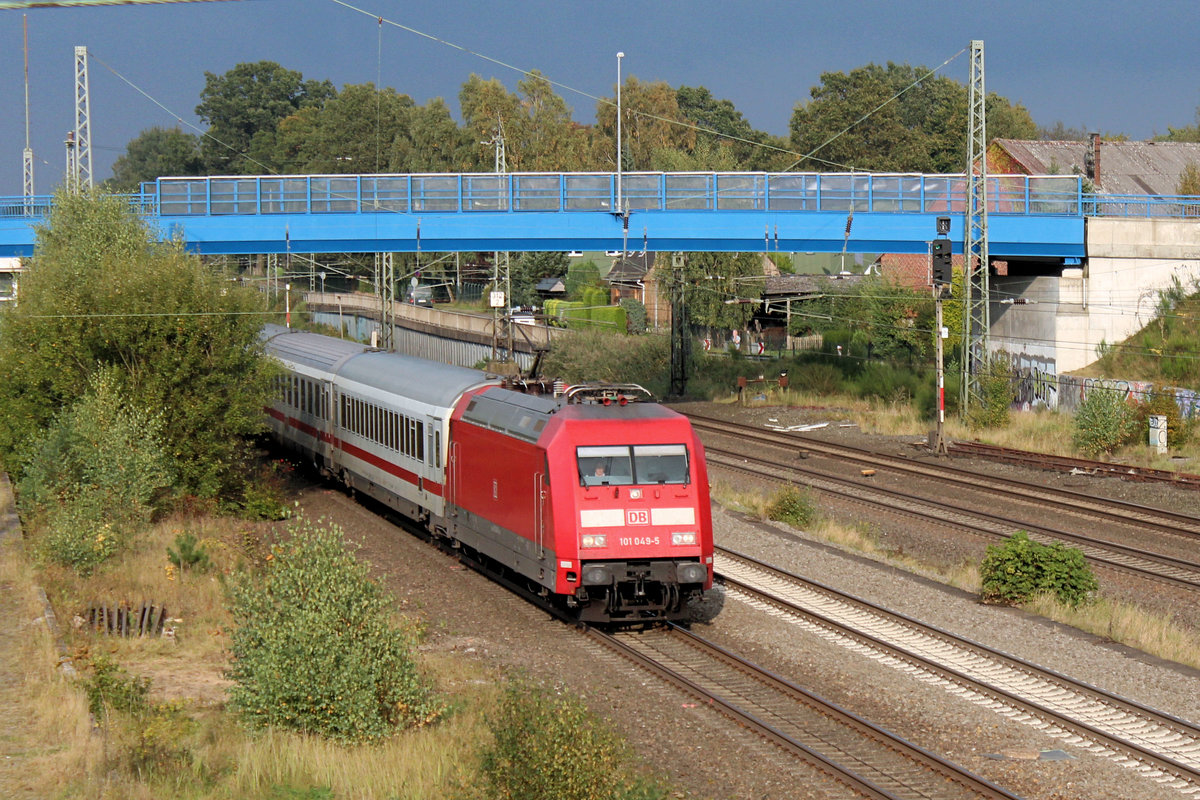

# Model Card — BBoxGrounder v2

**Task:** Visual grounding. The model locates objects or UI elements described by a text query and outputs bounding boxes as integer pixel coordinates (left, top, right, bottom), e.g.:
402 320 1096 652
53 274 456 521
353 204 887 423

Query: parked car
407 285 434 307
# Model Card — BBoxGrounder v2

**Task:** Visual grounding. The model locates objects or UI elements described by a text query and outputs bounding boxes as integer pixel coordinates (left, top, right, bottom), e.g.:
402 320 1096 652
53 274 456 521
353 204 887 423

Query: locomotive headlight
671 532 697 546
581 534 607 548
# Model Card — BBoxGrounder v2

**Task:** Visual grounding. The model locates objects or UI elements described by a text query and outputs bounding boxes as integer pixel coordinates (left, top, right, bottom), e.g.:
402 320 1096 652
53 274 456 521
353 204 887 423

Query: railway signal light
931 238 952 285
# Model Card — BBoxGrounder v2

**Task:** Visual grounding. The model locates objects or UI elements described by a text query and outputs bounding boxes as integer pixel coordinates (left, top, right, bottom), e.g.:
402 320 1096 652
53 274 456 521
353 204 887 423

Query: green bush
541 329 671 398
766 485 818 529
166 532 211 573
84 654 152 717
787 361 845 396
1134 387 1191 449
847 362 922 405
18 370 174 574
84 656 195 779
459 677 667 800
979 531 1098 608
965 355 1016 430
226 516 443 743
619 298 647 334
1072 385 1139 457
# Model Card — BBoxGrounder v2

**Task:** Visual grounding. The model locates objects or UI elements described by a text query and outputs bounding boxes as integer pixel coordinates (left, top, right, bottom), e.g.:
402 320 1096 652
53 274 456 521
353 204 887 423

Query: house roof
991 138 1200 196
535 277 566 294
605 252 652 284
762 272 864 298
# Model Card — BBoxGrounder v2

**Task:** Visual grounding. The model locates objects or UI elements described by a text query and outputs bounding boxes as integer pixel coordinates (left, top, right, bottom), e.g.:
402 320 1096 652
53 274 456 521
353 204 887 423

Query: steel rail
687 412 1200 536
716 546 1200 791
704 446 1200 592
588 625 1019 800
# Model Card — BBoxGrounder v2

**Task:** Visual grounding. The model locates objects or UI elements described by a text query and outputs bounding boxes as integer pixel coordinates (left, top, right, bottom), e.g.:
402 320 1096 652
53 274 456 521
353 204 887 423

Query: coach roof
262 324 498 408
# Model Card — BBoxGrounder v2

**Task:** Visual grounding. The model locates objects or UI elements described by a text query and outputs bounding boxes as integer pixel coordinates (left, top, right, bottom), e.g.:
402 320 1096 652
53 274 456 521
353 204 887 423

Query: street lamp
616 51 624 215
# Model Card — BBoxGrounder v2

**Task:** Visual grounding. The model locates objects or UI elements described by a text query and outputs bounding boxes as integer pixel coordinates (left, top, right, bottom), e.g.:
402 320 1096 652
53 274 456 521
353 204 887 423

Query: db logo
626 509 650 526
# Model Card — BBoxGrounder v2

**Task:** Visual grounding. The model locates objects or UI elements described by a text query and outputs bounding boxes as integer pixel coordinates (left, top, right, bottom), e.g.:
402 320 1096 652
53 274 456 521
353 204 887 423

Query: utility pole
22 15 34 208
73 45 93 190
377 251 394 351
483 119 512 363
668 253 690 398
961 39 990 415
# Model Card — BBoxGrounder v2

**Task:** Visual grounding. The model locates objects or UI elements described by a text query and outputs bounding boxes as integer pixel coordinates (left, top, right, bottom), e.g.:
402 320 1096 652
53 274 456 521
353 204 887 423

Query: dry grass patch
0 533 97 800
20 506 515 799
1024 593 1200 671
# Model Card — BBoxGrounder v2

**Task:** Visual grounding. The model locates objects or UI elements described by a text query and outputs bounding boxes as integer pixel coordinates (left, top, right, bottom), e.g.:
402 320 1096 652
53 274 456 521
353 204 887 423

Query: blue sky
2 0 1198 194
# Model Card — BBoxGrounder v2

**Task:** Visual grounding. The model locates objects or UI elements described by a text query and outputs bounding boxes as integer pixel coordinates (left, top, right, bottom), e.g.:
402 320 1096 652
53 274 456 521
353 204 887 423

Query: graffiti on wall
1004 351 1197 419
1010 352 1058 411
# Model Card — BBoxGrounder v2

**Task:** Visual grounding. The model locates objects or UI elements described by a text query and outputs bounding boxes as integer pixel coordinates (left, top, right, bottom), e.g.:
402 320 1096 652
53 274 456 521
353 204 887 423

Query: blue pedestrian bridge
0 170 1186 259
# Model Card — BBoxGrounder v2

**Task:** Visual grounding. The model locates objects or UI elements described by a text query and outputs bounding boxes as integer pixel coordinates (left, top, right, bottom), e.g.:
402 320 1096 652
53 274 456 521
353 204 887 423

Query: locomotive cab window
633 444 689 485
577 446 633 486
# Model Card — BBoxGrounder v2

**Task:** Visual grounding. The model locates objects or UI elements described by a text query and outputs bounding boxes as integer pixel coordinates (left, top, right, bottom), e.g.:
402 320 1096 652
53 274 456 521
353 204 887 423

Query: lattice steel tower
23 16 34 206
961 39 990 414
73 45 93 190
377 251 395 351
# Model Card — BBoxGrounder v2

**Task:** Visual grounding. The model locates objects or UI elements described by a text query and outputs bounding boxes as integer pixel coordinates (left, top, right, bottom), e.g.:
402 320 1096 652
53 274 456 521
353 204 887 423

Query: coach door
318 380 334 471
328 387 342 477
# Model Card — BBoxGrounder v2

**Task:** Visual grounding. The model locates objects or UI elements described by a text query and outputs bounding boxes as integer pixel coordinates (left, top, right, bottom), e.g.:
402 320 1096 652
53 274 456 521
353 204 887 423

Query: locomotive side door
447 440 460 516
533 469 546 560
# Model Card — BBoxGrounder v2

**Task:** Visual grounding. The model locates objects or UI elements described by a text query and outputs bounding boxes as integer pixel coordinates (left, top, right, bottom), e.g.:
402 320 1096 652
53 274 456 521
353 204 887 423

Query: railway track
716 547 1200 794
949 441 1200 491
588 624 1020 800
688 412 1200 539
688 413 1200 591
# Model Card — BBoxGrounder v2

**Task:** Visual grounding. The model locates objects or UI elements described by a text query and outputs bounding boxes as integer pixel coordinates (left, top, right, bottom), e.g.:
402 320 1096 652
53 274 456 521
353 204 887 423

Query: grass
0 512 97 800
10 509 508 800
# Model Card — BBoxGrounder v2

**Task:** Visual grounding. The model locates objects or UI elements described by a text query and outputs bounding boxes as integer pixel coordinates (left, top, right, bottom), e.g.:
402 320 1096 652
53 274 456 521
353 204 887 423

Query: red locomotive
262 324 713 622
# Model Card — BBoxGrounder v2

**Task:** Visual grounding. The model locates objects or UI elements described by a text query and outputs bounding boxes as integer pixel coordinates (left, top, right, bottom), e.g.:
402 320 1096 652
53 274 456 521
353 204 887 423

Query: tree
195 60 334 174
0 190 273 497
510 251 568 307
1179 162 1200 194
517 70 591 170
105 127 203 192
593 77 694 172
272 82 416 174
398 98 471 172
460 74 526 170
1038 121 1092 141
678 252 762 332
458 71 590 172
676 85 789 170
564 260 603 300
17 370 174 574
789 62 1037 172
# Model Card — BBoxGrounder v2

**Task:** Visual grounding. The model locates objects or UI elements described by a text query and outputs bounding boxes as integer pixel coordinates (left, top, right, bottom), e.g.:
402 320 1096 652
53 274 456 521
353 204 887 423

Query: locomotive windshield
578 444 689 486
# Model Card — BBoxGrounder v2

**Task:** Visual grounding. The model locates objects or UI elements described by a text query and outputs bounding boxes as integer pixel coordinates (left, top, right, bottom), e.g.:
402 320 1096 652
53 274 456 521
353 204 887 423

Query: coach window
633 444 689 485
577 445 632 486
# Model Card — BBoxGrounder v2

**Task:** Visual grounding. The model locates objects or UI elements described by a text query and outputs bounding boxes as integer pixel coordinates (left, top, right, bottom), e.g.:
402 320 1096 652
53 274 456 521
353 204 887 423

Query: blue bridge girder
3 169 1182 259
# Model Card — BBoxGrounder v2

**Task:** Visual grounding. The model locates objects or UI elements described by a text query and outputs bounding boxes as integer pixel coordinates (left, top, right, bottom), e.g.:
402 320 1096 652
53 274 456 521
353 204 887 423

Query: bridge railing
1086 194 1200 218
134 172 1085 218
